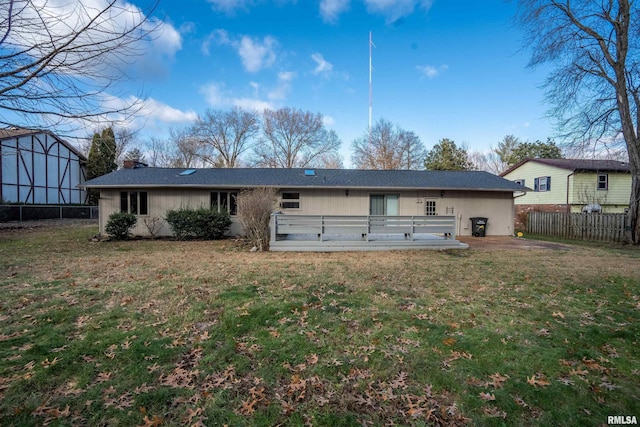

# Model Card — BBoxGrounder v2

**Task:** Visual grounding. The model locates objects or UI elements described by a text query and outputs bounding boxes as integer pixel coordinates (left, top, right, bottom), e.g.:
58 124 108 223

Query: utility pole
369 31 375 135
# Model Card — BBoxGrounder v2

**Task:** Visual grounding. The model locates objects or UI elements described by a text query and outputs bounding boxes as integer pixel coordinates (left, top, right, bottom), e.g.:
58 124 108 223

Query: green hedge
105 212 137 240
165 207 231 240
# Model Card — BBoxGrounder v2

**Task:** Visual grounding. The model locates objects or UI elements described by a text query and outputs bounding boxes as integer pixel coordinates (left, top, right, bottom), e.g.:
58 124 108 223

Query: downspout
566 171 576 213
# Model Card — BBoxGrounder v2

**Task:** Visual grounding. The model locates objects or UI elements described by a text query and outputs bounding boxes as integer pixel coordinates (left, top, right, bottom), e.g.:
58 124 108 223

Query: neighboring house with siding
501 158 631 228
82 164 528 238
0 127 87 204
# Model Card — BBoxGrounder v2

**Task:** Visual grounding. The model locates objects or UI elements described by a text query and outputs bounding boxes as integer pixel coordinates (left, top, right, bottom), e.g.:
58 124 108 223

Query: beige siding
99 189 244 237
503 162 568 205
278 189 514 236
277 189 442 216
99 188 515 238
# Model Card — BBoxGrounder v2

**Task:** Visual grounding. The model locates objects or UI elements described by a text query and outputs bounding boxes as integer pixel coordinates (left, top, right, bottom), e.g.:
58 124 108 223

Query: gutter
79 184 521 193
566 171 576 213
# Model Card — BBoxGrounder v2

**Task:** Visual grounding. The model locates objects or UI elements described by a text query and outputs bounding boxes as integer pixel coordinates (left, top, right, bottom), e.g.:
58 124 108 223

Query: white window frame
536 176 551 192
597 173 608 191
425 199 437 216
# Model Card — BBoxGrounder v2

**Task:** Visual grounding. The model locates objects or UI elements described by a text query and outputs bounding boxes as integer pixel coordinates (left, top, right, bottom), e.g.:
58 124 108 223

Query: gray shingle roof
82 167 528 192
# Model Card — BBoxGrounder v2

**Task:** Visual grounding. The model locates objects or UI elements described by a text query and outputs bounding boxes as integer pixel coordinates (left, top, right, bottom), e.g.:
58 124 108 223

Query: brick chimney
123 159 148 169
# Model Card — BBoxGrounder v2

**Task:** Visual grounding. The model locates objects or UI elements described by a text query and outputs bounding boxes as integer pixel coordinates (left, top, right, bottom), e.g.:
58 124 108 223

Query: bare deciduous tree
517 0 640 243
0 0 161 131
144 137 174 167
169 127 207 169
194 107 260 168
314 151 344 169
252 107 342 168
351 119 426 170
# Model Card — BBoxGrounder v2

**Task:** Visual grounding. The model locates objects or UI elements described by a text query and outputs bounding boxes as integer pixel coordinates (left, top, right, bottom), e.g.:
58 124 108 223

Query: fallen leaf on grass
552 312 565 319
569 367 588 377
442 337 456 346
513 396 529 407
479 392 495 401
483 405 507 418
138 415 163 427
487 372 509 389
527 375 551 388
41 357 59 368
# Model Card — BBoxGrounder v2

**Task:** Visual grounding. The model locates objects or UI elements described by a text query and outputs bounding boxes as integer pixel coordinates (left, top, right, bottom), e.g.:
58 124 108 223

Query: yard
0 225 638 426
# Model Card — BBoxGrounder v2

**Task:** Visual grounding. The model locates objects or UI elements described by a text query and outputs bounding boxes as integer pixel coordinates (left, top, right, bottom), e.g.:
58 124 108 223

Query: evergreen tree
424 138 474 171
86 128 118 204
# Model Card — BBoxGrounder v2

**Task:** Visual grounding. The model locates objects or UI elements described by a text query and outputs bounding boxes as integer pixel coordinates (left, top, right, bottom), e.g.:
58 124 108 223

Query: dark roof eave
82 183 523 192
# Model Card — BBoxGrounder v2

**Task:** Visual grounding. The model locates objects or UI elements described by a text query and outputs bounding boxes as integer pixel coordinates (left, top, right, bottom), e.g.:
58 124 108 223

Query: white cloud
320 0 350 23
323 115 336 126
141 98 198 123
268 71 296 101
206 0 254 14
200 83 274 111
416 64 448 78
233 98 273 111
201 29 231 56
364 0 433 23
311 53 334 76
179 22 196 34
204 30 278 73
238 35 278 72
6 0 182 80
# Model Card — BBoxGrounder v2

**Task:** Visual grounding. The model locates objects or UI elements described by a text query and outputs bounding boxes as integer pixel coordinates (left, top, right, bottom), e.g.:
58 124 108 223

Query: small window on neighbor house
514 179 525 186
598 173 608 190
281 192 300 209
120 191 147 215
534 176 551 192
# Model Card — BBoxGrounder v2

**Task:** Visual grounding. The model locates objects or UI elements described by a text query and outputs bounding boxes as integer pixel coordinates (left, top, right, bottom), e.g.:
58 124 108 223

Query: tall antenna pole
368 31 374 134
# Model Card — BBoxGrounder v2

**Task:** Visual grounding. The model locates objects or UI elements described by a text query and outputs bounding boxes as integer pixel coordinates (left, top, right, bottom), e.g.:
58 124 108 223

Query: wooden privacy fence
527 212 627 243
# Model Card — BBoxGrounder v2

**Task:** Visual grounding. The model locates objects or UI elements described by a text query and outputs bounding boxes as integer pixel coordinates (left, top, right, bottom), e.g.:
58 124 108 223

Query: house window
120 191 148 215
597 173 608 190
281 192 300 209
514 179 525 186
370 194 399 215
534 176 551 192
425 200 437 215
211 191 238 215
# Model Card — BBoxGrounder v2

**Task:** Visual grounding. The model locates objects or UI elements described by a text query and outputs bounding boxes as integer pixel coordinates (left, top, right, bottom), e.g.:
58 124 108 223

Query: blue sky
11 0 558 163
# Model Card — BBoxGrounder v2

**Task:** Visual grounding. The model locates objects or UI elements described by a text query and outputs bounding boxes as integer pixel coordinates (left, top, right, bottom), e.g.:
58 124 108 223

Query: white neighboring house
0 127 87 204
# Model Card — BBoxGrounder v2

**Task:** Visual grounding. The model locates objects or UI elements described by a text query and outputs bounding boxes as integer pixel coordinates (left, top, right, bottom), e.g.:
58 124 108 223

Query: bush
165 207 231 240
105 212 137 240
236 188 278 251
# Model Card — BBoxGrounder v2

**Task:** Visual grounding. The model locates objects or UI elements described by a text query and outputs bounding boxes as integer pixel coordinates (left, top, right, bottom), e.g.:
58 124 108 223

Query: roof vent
304 169 315 176
179 169 197 176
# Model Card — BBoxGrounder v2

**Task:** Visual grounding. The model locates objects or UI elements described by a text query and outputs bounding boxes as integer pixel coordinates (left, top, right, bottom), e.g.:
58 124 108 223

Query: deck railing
270 214 456 242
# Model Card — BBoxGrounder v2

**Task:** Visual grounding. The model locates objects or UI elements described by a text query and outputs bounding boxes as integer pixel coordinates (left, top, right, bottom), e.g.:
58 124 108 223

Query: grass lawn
0 225 638 426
